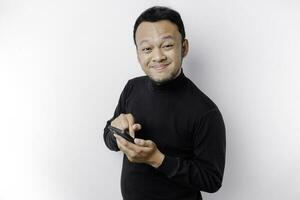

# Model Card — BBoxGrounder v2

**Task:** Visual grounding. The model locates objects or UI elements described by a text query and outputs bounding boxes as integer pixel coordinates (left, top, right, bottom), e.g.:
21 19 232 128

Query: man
103 6 226 200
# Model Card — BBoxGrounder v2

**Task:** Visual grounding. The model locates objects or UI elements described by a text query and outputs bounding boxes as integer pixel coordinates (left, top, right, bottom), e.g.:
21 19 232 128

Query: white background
1 0 300 199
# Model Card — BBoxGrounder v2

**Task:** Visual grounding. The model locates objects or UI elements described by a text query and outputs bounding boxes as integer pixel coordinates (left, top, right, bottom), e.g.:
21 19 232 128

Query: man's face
135 20 188 84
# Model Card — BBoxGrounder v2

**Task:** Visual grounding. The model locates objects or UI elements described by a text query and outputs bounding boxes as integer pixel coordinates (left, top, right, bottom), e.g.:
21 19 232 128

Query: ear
182 39 189 58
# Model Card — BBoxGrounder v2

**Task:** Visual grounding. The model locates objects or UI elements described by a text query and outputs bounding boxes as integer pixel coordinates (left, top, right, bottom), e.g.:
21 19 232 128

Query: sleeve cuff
156 155 180 178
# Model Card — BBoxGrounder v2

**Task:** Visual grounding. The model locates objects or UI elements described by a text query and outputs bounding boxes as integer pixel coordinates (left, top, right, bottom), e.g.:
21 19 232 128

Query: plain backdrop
0 0 300 199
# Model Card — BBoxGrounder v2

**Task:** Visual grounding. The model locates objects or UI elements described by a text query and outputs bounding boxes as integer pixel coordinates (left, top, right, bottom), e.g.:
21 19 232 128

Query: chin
150 74 173 85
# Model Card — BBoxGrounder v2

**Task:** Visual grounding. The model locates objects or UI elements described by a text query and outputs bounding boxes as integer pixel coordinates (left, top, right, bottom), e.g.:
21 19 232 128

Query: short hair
133 6 186 46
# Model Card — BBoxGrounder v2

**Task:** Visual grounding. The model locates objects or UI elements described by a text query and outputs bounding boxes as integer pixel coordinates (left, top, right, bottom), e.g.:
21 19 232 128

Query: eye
163 44 174 49
142 47 152 53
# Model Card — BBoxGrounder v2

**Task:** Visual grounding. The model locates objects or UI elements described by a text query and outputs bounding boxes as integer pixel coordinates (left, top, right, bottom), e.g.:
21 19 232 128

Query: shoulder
125 75 148 90
184 77 218 115
128 75 148 85
121 75 148 96
185 79 225 132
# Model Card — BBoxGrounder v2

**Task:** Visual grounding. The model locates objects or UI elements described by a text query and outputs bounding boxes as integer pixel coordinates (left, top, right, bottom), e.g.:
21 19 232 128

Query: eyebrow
138 35 175 46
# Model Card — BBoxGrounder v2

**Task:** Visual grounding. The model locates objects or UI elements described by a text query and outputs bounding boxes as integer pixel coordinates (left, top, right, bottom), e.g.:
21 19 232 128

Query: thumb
134 138 153 147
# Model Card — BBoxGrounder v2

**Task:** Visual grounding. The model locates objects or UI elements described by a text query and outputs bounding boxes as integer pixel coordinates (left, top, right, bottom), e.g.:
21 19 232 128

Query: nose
152 48 167 62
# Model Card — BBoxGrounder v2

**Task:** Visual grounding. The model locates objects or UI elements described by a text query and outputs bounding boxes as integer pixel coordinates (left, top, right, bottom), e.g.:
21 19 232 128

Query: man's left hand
113 134 165 168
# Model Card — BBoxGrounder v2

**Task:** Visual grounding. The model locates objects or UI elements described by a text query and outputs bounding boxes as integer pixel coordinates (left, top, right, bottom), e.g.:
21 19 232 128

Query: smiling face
135 20 189 84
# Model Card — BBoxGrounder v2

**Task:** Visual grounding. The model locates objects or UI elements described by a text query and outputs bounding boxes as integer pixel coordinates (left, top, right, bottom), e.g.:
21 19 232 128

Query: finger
119 143 136 157
120 114 129 130
114 134 127 145
114 135 136 155
133 123 142 131
134 138 146 146
134 138 154 148
114 134 139 151
142 140 154 148
125 114 135 137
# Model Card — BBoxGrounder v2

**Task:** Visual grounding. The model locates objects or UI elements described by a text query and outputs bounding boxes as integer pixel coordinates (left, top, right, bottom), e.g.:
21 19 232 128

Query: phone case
108 125 135 143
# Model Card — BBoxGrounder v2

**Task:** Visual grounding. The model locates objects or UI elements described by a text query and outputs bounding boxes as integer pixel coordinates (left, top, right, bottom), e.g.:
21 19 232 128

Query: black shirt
103 68 226 200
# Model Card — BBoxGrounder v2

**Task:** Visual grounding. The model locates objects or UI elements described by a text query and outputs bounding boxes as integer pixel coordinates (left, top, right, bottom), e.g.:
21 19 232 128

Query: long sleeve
156 108 226 193
103 80 131 151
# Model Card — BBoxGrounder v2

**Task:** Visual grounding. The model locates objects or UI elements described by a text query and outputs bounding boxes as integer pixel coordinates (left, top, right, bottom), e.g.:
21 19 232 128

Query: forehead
135 20 181 44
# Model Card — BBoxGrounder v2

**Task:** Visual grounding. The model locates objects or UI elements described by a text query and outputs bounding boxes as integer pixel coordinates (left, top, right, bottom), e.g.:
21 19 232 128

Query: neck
148 68 187 92
154 68 182 86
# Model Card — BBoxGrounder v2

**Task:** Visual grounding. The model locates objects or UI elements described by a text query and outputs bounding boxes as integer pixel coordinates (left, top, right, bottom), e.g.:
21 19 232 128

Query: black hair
133 6 186 46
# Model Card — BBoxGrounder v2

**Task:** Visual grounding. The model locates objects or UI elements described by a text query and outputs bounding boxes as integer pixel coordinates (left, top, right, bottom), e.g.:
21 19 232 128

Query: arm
103 81 131 151
156 108 226 193
103 117 119 151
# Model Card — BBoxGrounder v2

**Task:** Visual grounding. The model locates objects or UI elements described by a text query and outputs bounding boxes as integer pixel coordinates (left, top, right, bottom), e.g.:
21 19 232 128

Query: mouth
152 63 170 71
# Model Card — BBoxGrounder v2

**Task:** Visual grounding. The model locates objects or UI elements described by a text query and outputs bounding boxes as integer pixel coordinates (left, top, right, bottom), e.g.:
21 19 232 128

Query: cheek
166 49 181 62
139 54 151 66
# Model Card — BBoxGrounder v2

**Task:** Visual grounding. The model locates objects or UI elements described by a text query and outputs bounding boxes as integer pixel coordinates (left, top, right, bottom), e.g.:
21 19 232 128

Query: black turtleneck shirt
103 68 226 200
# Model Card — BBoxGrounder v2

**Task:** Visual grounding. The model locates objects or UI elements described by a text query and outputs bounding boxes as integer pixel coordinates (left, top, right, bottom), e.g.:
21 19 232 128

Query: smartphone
108 125 135 143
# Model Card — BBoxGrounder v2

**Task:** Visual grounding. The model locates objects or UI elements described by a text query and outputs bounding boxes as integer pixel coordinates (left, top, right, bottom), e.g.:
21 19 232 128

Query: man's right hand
110 113 142 138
